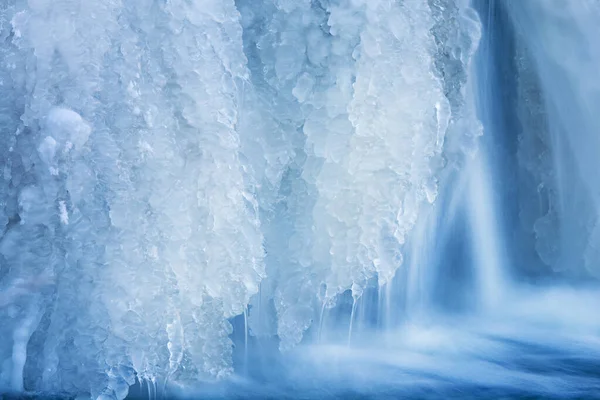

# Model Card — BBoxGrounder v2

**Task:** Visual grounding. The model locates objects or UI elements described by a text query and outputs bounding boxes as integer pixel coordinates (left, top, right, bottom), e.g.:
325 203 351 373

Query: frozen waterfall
1 0 600 399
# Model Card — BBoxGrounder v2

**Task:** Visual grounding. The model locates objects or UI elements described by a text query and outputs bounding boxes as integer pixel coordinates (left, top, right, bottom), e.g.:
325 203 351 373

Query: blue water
123 286 600 399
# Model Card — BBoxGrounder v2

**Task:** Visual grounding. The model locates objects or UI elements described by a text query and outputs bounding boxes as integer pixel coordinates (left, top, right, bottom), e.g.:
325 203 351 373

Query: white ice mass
1 0 600 399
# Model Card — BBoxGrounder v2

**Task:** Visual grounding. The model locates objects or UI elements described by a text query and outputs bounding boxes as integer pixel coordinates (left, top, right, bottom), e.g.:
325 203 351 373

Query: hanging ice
0 0 482 398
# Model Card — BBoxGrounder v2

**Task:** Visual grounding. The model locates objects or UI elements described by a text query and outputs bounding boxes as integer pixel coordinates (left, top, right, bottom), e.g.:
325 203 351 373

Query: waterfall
0 0 599 399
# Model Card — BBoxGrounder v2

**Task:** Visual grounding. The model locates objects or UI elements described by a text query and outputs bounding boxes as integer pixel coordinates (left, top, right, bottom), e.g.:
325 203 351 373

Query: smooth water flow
0 0 599 399
466 152 507 311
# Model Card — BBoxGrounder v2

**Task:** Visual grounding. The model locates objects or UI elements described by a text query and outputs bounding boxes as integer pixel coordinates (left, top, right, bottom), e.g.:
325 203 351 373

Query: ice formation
4 0 597 398
506 0 600 277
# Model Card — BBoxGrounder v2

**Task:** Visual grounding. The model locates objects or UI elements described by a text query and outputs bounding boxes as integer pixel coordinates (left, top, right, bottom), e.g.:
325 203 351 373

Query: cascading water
1 0 600 399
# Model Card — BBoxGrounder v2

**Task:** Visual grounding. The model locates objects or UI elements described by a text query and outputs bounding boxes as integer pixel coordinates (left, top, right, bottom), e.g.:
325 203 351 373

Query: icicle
318 299 328 343
347 297 358 347
243 306 249 375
